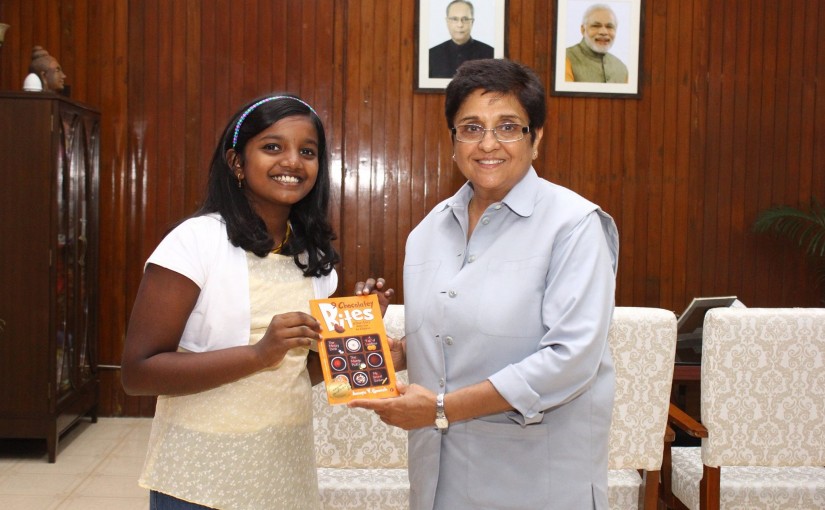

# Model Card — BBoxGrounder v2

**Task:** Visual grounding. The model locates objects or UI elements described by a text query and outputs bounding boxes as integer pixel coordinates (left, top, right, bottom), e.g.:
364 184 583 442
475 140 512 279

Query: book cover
309 294 399 405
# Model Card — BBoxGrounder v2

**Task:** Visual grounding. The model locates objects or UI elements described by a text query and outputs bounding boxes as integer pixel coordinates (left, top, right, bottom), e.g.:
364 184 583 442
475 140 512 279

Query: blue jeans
150 491 215 510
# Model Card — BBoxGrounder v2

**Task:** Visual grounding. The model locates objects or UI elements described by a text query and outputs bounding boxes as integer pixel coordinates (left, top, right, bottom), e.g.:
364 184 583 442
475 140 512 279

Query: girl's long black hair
197 93 340 277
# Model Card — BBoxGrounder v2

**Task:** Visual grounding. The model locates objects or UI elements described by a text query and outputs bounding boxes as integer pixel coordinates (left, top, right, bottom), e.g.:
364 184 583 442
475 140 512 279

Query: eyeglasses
451 123 530 143
446 16 474 24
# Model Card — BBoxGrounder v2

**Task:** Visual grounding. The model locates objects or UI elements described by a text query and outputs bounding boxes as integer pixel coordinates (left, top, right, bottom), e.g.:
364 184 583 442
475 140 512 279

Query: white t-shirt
146 213 338 353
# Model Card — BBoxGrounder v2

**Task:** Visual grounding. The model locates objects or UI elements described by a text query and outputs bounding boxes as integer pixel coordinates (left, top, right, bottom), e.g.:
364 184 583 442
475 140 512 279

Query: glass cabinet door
55 111 73 396
55 108 97 395
75 116 98 382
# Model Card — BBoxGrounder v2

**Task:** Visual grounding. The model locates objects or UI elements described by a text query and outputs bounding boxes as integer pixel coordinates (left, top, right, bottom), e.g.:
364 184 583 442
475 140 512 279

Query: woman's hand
350 380 513 430
255 312 322 368
354 277 395 315
348 383 436 430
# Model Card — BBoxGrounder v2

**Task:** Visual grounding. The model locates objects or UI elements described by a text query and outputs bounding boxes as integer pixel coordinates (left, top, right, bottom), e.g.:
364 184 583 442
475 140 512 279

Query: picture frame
676 296 741 342
552 0 644 98
415 0 508 93
674 296 744 365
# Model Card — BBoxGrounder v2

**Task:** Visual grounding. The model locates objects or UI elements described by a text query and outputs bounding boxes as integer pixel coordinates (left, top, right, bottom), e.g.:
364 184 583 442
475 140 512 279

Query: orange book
309 294 399 405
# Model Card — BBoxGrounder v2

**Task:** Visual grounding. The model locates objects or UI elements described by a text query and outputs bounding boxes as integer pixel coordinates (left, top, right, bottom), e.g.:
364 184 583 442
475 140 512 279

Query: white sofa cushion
608 469 644 510
671 308 825 510
313 372 408 469
317 467 409 509
671 446 825 510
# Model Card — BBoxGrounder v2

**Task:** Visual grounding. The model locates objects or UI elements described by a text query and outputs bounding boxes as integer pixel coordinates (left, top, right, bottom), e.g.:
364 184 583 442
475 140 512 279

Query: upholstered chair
313 304 409 509
607 307 678 509
665 308 825 510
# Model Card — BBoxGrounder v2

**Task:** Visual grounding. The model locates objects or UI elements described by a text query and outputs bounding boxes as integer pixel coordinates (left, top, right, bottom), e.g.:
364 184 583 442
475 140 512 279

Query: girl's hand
354 277 395 315
255 312 322 368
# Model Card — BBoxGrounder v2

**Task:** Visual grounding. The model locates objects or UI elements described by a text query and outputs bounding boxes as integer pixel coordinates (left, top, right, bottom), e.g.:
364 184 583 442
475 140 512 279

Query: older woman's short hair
444 59 546 140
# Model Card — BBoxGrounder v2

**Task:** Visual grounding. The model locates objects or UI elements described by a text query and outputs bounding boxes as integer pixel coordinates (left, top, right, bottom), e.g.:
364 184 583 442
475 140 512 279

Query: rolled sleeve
489 210 617 420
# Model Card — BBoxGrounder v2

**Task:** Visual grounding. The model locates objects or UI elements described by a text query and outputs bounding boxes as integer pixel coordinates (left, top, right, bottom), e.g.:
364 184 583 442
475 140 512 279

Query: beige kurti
139 252 321 510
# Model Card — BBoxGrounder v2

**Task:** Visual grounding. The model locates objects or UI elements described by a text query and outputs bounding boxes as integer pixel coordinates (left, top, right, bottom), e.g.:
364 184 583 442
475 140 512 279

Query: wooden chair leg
643 469 659 509
660 437 674 509
699 465 720 510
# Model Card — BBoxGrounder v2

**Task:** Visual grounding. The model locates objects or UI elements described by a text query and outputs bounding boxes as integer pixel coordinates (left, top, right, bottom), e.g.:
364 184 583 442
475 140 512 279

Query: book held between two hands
309 294 399 405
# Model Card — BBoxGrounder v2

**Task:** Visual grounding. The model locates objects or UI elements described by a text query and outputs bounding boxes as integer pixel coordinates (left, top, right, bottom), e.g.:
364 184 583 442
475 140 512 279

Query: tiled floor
0 417 151 509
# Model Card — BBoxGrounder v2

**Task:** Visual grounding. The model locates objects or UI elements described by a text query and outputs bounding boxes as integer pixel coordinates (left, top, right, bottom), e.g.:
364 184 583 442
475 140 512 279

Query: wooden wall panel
0 0 823 417
95 0 130 416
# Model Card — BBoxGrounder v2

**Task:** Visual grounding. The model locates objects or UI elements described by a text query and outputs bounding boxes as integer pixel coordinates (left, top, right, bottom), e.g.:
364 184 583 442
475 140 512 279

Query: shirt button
468 255 476 263
481 217 490 225
494 204 502 210
439 378 445 387
445 336 454 345
448 290 457 298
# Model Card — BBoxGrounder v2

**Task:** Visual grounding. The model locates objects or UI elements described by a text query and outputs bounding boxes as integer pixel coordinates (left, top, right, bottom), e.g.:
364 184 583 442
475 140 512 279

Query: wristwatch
435 393 449 432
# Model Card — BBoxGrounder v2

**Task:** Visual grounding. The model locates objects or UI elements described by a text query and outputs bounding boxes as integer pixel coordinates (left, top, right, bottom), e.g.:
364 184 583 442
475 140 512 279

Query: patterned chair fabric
314 304 409 509
670 307 825 510
313 305 679 509
609 469 649 510
606 307 678 510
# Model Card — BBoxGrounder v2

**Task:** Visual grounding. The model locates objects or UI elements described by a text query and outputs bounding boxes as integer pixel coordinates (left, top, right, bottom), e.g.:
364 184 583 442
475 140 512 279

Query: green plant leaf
752 199 825 258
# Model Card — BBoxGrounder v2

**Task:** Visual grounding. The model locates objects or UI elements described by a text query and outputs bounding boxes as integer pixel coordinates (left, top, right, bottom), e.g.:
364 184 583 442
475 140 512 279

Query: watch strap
435 392 449 431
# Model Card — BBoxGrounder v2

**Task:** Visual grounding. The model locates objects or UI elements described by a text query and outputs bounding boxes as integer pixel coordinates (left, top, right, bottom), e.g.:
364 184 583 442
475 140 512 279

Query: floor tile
57 433 120 459
92 453 144 478
0 459 17 474
0 471 85 497
0 418 153 508
73 473 149 499
11 455 102 476
0 493 62 510
55 495 149 510
114 435 151 458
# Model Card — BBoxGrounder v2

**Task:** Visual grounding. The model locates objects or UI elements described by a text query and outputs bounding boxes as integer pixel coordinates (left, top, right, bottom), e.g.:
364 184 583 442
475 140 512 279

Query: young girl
122 94 368 509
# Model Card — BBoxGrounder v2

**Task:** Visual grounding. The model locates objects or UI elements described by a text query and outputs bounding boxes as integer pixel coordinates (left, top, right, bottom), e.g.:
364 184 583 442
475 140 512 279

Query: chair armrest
664 425 676 444
667 403 707 438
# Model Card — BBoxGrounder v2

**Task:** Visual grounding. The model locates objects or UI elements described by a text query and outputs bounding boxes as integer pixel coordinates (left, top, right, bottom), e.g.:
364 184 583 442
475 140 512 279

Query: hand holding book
354 277 406 370
309 294 399 405
253 311 322 368
353 277 395 316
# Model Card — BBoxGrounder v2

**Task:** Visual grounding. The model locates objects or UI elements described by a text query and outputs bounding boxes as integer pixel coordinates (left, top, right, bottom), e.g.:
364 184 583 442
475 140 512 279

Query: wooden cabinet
0 92 100 462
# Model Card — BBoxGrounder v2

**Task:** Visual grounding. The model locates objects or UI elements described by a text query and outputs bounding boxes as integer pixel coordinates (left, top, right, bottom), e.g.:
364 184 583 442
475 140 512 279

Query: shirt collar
449 37 475 48
438 167 539 217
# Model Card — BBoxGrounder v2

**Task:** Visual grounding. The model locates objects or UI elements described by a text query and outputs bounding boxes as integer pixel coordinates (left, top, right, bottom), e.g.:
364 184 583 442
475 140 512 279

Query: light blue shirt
404 168 619 509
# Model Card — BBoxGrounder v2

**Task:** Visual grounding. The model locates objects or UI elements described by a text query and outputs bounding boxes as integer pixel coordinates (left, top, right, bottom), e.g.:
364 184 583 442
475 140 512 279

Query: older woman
352 59 618 509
